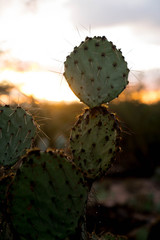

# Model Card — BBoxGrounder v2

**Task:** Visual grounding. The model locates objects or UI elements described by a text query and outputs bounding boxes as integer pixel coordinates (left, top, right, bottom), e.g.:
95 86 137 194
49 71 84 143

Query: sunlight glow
118 89 160 104
0 2 160 103
1 69 160 105
0 69 78 102
131 90 160 104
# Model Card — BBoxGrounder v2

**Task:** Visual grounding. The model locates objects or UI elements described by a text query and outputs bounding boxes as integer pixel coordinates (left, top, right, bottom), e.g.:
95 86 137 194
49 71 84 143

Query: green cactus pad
70 106 120 180
0 105 37 166
8 149 88 240
64 36 129 107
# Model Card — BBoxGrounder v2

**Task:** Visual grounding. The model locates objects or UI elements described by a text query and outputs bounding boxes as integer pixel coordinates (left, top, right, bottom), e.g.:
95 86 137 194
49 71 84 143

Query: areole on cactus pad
64 36 129 108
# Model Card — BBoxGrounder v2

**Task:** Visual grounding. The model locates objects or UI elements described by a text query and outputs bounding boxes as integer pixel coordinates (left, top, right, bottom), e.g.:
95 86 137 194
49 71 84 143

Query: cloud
64 0 160 44
65 0 160 26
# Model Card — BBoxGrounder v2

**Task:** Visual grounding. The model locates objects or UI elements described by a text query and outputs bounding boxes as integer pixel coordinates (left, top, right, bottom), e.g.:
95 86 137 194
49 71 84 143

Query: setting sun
0 69 78 102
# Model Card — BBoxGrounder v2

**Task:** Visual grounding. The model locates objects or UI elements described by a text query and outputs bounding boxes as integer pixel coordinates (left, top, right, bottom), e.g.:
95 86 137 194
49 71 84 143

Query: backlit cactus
64 36 129 108
0 36 130 239
7 149 88 240
70 106 120 180
0 105 37 167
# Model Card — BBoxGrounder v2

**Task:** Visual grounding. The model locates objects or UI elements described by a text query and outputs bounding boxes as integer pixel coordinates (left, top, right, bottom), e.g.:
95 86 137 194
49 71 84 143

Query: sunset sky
0 0 160 102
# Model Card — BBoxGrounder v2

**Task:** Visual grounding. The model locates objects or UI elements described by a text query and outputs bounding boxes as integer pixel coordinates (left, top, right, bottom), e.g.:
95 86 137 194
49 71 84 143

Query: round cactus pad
64 36 129 107
8 150 88 240
70 106 120 180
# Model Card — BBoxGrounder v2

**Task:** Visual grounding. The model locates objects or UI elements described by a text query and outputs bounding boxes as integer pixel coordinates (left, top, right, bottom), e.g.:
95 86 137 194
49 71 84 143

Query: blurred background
0 0 160 239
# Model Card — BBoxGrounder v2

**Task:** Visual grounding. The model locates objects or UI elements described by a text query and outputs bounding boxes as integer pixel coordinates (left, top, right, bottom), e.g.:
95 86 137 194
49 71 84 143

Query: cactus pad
8 149 88 240
70 106 120 179
64 36 129 107
0 105 37 166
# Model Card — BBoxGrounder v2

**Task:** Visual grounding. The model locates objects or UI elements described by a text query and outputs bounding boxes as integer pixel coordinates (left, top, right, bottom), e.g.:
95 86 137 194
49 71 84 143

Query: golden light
0 69 78 102
131 90 160 104
0 2 160 103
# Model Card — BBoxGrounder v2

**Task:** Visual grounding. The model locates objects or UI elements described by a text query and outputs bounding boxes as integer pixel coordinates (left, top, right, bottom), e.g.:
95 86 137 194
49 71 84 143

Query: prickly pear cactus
7 149 88 240
64 36 129 107
0 105 37 167
70 106 120 180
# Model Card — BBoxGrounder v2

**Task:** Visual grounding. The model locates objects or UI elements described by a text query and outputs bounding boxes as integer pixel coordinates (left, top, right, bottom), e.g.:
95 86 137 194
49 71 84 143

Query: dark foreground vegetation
1 96 160 239
26 99 160 240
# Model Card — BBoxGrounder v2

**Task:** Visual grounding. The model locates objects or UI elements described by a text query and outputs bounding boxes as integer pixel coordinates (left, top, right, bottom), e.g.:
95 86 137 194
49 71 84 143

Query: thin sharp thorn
37 126 50 140
16 126 22 137
79 23 88 32
130 71 141 82
9 110 16 117
64 38 74 47
97 69 101 78
14 140 22 152
37 134 48 148
37 123 45 126
75 25 81 39
13 148 26 159
24 114 27 125
76 64 81 73
59 65 64 89
35 116 51 120
125 48 134 56
49 70 63 75
23 130 31 143
131 69 144 73
51 58 63 63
